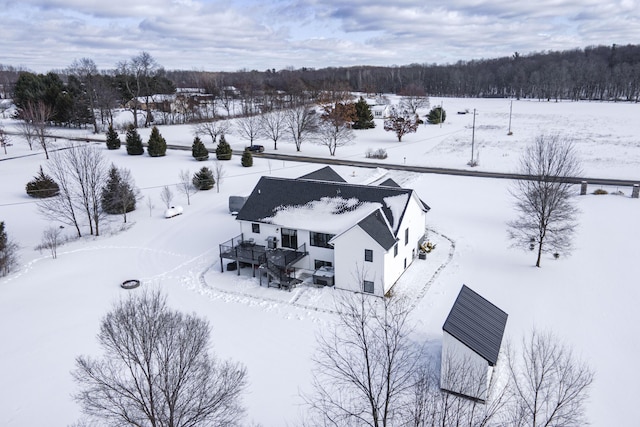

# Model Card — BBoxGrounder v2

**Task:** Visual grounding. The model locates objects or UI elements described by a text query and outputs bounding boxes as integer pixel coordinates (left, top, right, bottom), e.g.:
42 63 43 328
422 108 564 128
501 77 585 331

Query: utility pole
470 108 477 166
508 100 513 135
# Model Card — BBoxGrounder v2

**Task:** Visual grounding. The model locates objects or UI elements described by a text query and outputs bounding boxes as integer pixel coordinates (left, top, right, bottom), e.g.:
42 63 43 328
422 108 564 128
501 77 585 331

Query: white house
219 167 430 296
441 285 508 402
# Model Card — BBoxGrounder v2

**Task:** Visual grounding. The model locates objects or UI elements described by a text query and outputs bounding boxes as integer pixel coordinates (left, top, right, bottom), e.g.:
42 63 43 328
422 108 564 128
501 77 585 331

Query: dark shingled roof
378 178 401 188
297 166 346 183
357 209 397 250
236 176 424 234
443 285 508 366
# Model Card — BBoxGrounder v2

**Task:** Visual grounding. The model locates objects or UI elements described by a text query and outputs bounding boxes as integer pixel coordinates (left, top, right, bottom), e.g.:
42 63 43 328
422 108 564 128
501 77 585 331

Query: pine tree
105 124 121 150
241 148 253 167
192 166 215 190
215 134 232 160
101 165 137 215
0 221 19 277
191 136 209 161
147 126 167 157
26 166 60 198
125 124 144 155
353 96 375 129
426 106 446 124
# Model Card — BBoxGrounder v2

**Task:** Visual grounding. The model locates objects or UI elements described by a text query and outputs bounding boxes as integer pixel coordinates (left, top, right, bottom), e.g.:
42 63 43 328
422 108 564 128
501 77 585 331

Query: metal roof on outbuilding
443 285 508 366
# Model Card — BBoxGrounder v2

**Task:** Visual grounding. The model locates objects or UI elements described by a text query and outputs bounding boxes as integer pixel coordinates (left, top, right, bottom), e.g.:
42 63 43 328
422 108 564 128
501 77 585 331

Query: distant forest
165 44 640 102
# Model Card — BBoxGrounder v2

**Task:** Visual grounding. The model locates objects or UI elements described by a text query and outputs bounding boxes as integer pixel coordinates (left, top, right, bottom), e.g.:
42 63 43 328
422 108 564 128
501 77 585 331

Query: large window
310 232 335 249
252 223 260 233
365 249 373 262
281 228 298 249
394 243 398 257
363 280 374 294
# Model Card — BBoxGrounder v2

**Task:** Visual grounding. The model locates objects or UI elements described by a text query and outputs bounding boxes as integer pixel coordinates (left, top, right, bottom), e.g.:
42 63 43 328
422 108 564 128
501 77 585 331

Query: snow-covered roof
443 285 508 366
236 170 428 236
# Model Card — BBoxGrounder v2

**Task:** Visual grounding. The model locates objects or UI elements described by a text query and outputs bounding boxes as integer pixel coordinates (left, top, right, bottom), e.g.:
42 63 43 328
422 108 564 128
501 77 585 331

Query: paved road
4 130 638 187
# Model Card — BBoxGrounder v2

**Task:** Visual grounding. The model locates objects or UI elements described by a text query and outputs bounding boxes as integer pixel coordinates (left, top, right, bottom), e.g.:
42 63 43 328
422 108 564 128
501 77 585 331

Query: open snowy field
1 97 639 426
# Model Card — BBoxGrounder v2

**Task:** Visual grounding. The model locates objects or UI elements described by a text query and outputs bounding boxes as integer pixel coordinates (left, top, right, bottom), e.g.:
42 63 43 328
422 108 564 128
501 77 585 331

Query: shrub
125 125 144 155
365 148 388 159
192 167 215 190
215 134 232 160
426 106 446 124
147 126 167 157
191 136 209 161
593 188 608 195
241 148 253 167
105 124 121 150
26 166 59 198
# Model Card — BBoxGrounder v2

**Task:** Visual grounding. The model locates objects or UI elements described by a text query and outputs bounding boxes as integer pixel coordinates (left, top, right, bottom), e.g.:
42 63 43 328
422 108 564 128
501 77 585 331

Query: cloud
1 0 639 72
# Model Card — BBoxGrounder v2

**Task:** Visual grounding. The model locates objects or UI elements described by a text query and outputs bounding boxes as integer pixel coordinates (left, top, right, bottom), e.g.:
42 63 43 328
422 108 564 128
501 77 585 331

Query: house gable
298 166 347 183
442 285 508 366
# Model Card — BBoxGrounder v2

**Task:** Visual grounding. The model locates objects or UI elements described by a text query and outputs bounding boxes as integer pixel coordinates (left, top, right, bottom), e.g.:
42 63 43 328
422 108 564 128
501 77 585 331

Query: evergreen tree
147 126 167 157
353 96 375 129
26 166 60 198
0 221 19 277
426 106 446 124
192 167 215 190
215 134 232 160
101 165 137 216
241 148 253 167
125 124 144 155
191 136 209 161
105 124 121 150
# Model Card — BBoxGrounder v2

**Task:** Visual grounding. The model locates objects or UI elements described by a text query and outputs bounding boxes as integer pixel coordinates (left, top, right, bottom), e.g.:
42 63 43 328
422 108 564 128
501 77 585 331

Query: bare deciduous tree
260 109 286 150
22 100 53 159
40 226 62 259
213 160 225 193
305 293 420 427
507 330 594 427
17 120 37 150
193 120 230 144
0 125 10 154
177 169 195 205
72 289 248 427
508 134 582 267
286 104 318 151
383 106 419 142
315 102 356 156
146 195 155 217
234 114 262 147
399 84 430 115
160 185 174 209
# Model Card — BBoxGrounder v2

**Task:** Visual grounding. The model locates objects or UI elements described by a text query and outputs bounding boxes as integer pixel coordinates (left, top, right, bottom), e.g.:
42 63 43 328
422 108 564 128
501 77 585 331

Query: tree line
1 44 639 133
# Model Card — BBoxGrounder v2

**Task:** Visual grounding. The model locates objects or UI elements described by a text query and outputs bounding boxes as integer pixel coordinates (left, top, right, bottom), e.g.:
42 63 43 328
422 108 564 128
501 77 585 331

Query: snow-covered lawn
1 97 639 426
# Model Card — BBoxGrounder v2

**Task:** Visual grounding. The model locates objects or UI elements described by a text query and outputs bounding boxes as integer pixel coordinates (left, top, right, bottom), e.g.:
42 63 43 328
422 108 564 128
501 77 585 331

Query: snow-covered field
1 97 639 426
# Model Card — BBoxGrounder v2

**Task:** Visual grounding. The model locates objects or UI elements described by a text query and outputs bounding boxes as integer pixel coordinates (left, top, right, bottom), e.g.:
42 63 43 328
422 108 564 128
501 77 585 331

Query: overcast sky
2 0 639 73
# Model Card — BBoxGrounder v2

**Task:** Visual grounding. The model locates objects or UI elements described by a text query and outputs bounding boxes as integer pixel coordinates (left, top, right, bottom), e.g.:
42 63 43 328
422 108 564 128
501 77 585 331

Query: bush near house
26 166 59 198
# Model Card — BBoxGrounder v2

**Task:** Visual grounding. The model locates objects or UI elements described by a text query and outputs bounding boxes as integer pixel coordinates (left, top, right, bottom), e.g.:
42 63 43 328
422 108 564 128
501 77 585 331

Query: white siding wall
441 331 492 402
239 221 279 248
332 226 385 296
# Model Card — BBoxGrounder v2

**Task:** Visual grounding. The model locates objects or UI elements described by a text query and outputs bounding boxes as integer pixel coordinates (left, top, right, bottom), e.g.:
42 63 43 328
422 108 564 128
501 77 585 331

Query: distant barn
441 285 508 402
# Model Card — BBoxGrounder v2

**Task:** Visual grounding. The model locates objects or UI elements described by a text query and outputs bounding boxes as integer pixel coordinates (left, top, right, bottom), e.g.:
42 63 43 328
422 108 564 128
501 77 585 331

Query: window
252 223 260 233
363 280 374 294
281 228 298 249
314 260 332 269
364 249 373 262
404 227 409 245
310 232 335 249
394 243 398 257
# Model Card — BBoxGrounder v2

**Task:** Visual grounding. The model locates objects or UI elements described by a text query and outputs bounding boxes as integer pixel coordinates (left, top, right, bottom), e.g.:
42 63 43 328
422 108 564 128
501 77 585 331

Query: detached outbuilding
441 285 508 402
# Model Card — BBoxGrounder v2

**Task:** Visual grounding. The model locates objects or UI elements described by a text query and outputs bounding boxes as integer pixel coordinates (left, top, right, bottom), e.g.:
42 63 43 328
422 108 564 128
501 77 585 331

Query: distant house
219 167 430 296
371 104 391 119
441 285 508 402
